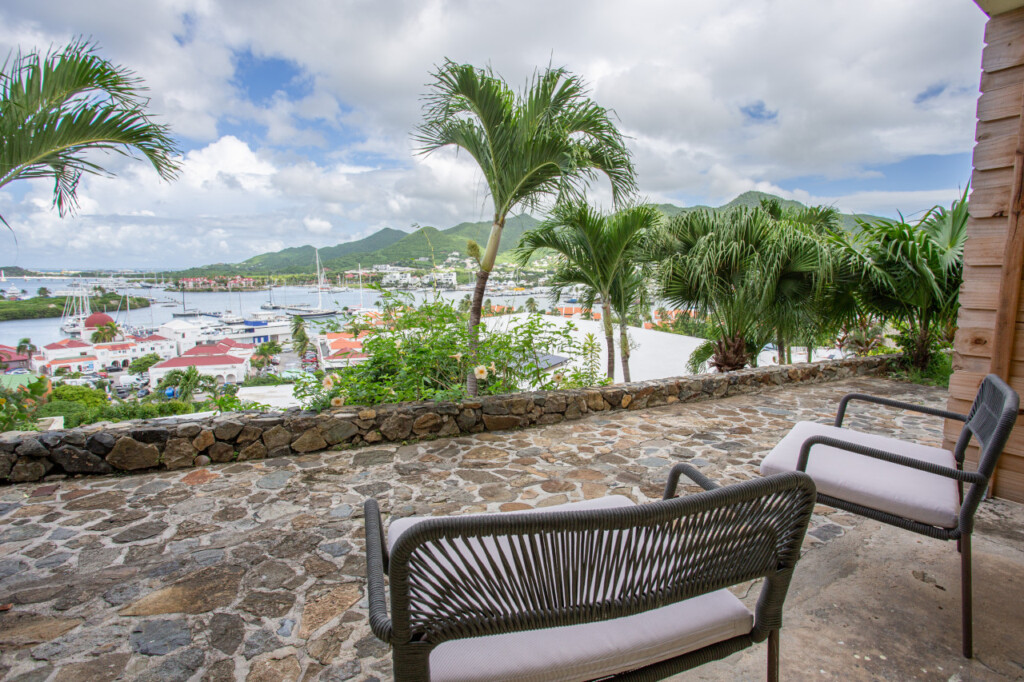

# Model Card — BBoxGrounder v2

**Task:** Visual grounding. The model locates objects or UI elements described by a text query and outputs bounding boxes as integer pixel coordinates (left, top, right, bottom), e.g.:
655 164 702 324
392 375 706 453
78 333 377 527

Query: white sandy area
482 313 707 383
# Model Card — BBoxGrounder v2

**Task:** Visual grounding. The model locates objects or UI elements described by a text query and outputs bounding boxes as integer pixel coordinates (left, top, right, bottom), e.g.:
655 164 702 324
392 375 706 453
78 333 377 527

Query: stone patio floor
1 377 1023 681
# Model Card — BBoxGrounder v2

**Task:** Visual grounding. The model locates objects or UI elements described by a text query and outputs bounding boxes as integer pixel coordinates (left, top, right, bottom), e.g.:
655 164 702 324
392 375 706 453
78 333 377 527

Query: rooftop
0 377 1021 680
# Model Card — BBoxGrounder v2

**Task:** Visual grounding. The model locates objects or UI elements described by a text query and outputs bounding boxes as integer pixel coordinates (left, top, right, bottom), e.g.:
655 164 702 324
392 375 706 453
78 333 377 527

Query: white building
424 271 458 288
32 334 176 374
158 316 291 355
149 354 251 388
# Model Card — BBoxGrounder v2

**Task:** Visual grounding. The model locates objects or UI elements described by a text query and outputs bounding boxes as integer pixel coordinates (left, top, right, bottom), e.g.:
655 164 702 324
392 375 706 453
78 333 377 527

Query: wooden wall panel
964 234 1009 265
948 6 1024 503
971 166 1015 191
978 82 1024 121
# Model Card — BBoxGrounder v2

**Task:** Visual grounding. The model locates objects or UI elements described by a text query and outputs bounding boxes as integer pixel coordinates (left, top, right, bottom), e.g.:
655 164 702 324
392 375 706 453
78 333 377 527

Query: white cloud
0 0 988 269
303 216 332 234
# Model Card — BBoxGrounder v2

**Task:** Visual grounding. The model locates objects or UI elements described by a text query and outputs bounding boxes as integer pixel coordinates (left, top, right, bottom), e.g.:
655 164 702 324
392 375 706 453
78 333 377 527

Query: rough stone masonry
0 355 894 485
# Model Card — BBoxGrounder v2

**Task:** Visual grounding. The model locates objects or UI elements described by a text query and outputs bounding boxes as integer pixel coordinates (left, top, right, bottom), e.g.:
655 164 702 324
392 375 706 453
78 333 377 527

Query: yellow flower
474 365 488 380
450 353 463 362
552 372 564 383
330 396 345 407
322 375 334 389
488 362 496 373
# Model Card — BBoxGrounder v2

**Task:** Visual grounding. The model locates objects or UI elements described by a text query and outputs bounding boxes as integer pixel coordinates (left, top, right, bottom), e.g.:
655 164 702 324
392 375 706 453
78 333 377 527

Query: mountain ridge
172 193 883 276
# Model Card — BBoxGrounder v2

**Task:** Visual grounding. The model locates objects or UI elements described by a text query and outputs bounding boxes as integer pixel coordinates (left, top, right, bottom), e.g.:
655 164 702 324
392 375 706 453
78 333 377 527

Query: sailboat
288 250 336 318
60 281 92 336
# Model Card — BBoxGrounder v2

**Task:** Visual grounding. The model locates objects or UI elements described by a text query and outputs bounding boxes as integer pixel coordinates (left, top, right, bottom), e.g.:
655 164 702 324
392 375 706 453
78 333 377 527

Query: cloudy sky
0 0 988 270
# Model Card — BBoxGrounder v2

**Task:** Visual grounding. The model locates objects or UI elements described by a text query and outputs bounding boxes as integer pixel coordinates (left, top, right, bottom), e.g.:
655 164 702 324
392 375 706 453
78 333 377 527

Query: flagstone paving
0 377 1021 681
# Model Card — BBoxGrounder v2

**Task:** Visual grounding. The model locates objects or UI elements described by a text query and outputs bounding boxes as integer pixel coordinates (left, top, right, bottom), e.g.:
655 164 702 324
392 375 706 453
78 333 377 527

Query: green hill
172 194 883 276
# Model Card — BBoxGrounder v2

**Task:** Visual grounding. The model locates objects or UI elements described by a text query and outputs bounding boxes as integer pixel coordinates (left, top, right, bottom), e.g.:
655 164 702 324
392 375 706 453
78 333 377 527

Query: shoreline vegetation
0 293 150 322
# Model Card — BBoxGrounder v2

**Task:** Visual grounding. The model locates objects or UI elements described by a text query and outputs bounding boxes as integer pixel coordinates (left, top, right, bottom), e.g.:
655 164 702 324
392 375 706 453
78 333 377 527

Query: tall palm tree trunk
466 219 504 396
602 301 616 380
619 322 631 383
466 268 491 395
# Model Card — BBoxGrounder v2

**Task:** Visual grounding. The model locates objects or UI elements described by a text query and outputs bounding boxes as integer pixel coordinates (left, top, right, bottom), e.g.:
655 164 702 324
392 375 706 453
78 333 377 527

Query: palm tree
157 366 217 403
290 316 310 357
518 203 659 381
0 39 179 230
607 262 652 382
524 297 538 314
90 321 120 343
650 208 834 372
415 60 636 395
15 337 36 357
251 340 282 370
829 188 968 369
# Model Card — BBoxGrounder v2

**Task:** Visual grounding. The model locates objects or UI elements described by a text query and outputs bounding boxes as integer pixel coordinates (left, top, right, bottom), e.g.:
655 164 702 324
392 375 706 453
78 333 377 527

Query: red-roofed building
0 344 30 371
84 312 115 330
43 355 99 374
149 354 250 387
182 339 255 360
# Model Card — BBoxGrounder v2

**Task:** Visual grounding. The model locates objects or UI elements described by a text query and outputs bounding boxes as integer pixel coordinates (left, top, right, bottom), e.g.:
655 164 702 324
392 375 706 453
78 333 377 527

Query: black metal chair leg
768 629 779 682
962 534 973 658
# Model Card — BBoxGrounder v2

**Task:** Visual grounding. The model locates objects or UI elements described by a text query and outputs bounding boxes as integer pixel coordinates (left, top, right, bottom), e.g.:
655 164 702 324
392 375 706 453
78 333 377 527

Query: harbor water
0 278 554 347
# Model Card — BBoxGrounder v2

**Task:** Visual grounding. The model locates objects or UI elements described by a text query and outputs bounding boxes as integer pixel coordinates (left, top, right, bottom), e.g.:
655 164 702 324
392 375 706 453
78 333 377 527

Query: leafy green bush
35 400 92 427
0 377 49 431
35 399 195 428
51 384 108 407
890 351 953 388
294 292 591 411
128 353 162 375
241 374 287 387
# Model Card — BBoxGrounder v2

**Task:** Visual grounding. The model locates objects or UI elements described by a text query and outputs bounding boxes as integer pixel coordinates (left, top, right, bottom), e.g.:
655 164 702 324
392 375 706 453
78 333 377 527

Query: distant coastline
0 294 150 322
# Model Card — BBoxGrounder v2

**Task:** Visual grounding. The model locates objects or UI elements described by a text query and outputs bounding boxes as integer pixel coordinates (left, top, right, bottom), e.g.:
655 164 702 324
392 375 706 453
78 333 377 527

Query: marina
0 276 554 349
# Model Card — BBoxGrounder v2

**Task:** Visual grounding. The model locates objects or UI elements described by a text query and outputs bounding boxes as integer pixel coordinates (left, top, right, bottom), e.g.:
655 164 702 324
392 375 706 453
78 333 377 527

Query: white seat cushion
760 421 960 528
388 495 754 682
429 589 752 682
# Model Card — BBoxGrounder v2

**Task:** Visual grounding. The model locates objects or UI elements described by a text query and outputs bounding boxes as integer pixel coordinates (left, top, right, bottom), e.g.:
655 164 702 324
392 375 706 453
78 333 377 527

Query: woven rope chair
760 373 1019 658
364 466 816 681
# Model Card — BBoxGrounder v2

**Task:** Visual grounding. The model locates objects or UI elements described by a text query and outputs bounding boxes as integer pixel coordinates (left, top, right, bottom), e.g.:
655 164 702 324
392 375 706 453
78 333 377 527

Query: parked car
136 388 150 398
5 368 30 375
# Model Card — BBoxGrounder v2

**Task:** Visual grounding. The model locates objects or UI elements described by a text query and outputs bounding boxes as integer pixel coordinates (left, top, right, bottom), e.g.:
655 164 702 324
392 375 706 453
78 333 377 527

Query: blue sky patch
777 152 971 196
233 50 311 104
914 82 948 104
740 100 778 123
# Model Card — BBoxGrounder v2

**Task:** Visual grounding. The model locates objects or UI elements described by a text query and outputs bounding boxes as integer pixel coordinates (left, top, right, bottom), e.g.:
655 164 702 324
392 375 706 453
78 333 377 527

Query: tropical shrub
0 377 49 431
128 353 162 375
830 188 967 369
50 384 107 408
36 399 194 428
293 293 594 410
649 208 839 372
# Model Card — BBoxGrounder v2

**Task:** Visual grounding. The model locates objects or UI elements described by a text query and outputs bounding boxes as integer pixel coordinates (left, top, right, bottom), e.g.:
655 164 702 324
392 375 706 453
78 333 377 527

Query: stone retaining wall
0 355 897 484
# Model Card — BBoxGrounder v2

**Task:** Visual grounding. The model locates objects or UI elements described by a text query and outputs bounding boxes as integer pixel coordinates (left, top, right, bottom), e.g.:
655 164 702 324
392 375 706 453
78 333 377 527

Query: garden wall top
0 355 896 485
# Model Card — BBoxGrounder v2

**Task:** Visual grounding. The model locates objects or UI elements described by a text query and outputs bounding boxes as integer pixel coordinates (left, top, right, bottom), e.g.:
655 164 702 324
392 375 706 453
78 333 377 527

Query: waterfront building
148 354 251 388
30 334 177 374
158 315 292 355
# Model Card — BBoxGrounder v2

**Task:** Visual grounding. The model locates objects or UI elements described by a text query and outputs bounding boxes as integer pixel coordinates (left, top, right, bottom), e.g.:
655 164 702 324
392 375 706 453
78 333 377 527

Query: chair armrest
363 499 393 644
797 435 986 485
663 463 721 499
834 393 967 427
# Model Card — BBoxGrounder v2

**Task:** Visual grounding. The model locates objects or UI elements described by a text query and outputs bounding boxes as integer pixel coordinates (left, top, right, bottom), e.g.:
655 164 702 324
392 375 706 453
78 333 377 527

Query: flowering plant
0 377 50 432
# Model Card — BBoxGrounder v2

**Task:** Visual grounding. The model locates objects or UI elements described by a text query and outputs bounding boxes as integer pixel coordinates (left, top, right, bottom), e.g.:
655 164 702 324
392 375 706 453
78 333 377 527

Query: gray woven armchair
364 465 816 681
760 373 1019 658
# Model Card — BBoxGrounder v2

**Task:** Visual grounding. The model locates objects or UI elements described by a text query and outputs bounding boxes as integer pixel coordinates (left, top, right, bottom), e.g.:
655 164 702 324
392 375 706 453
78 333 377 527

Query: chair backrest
955 374 1019 527
387 472 816 649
